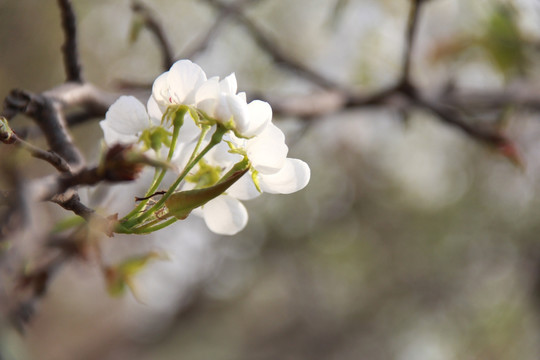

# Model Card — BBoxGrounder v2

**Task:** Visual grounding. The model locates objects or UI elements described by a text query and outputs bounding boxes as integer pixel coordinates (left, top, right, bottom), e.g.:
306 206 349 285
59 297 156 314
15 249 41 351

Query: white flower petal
196 77 220 103
226 94 249 134
196 77 220 115
147 96 163 126
227 172 261 200
220 73 237 94
152 72 170 106
203 195 248 235
215 95 232 124
243 100 271 137
168 60 207 105
106 96 149 133
260 158 311 194
247 122 288 174
100 121 139 145
208 141 242 168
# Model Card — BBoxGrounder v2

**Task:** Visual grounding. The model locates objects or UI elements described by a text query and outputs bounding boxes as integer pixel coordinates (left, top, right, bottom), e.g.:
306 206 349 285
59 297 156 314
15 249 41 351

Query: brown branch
131 0 175 71
3 89 85 170
52 192 96 220
203 0 345 91
11 251 68 331
10 224 96 329
181 0 263 59
33 144 146 202
1 132 71 173
0 161 30 242
44 82 120 113
266 82 509 148
180 15 229 60
399 0 426 86
413 97 507 147
57 0 83 82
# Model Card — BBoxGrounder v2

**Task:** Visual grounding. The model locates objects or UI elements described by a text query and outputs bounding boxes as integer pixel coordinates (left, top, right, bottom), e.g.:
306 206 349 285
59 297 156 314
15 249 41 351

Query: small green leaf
105 251 166 297
51 216 85 234
118 251 164 275
129 17 144 44
480 4 526 77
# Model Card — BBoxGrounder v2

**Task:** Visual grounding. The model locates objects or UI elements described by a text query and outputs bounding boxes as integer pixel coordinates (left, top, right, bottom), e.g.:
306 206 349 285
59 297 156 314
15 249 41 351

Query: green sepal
140 127 171 152
163 105 188 127
185 160 222 188
251 168 262 193
165 157 250 220
188 107 201 126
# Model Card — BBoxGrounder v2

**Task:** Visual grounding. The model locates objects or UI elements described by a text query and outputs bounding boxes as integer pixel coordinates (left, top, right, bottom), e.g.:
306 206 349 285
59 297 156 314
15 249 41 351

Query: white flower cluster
100 60 310 235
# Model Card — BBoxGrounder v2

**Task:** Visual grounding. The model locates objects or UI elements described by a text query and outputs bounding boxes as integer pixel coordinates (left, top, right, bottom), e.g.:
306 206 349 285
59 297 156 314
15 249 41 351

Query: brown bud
102 144 145 181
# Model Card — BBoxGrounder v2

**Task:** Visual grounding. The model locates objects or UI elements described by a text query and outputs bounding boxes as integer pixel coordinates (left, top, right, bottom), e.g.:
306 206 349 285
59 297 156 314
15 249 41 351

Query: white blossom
100 95 156 146
100 59 310 236
189 122 310 235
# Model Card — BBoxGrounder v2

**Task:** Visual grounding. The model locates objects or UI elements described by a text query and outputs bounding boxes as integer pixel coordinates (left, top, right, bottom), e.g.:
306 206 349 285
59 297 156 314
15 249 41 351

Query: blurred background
2 0 540 359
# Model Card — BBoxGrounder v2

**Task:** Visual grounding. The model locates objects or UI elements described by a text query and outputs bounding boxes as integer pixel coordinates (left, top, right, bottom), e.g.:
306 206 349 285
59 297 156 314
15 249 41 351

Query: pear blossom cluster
100 60 310 235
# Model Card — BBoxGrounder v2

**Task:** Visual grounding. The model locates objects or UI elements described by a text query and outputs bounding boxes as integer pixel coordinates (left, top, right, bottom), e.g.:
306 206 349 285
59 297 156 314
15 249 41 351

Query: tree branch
131 0 175 71
399 0 426 87
203 0 345 91
57 0 83 83
180 14 229 60
0 130 71 173
3 89 85 170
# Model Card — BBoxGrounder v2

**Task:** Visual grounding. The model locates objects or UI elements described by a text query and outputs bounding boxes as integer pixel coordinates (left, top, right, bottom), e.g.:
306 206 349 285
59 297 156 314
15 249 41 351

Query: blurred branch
182 0 263 59
203 0 345 91
57 0 83 83
3 82 124 149
3 89 85 170
399 0 426 87
30 144 146 203
414 97 507 147
10 226 94 330
11 251 68 330
52 192 96 220
265 84 510 148
131 0 175 71
0 129 71 173
206 0 509 149
0 161 30 242
180 12 229 60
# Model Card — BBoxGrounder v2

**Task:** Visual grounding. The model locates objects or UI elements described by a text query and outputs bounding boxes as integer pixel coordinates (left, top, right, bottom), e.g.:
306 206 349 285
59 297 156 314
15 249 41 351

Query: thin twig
203 0 345 91
0 161 30 242
400 0 425 86
415 97 507 147
51 192 96 220
131 0 175 70
57 0 83 82
181 0 263 59
180 15 229 60
0 132 71 173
